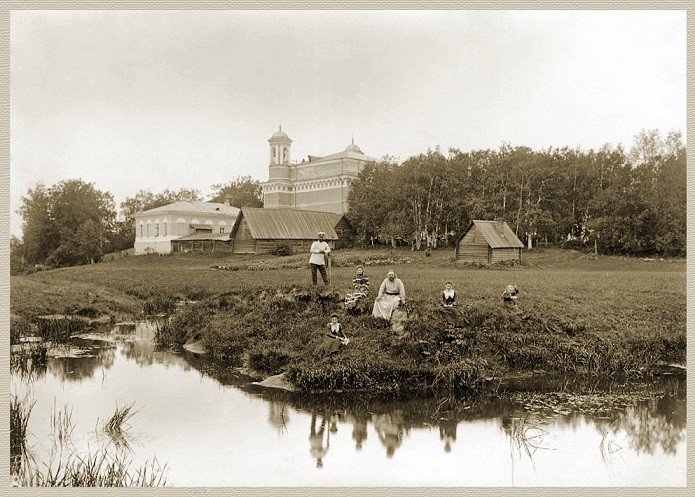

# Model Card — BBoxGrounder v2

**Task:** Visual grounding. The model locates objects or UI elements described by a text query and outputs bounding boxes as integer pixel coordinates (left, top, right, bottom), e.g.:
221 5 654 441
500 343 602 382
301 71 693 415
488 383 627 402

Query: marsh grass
11 343 48 381
506 415 552 463
20 449 169 487
11 393 35 476
51 400 75 447
104 403 137 437
35 316 87 343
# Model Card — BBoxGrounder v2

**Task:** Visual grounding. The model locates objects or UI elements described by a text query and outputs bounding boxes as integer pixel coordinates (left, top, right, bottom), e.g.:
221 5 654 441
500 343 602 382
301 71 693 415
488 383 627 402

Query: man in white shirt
309 231 331 286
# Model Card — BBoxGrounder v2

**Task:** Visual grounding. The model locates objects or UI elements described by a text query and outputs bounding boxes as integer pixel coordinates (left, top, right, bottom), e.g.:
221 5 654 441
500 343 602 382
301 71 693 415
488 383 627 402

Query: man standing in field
309 231 331 286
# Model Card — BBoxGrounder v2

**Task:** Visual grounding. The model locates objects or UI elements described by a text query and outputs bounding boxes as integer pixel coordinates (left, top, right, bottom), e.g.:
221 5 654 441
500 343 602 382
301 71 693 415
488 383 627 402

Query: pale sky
10 10 687 236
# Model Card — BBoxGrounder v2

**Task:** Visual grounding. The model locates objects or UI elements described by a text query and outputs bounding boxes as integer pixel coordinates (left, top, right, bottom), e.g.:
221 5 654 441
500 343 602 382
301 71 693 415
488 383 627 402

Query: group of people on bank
309 231 520 357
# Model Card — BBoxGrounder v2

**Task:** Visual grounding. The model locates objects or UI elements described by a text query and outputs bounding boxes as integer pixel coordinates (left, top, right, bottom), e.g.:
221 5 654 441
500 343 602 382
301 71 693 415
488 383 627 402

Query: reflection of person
439 419 458 453
313 314 349 357
349 412 369 450
309 412 329 468
372 270 406 321
345 265 370 314
372 412 404 458
309 232 331 286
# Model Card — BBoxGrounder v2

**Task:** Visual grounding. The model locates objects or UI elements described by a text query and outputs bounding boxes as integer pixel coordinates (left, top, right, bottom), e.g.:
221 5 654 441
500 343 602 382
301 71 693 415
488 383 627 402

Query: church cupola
268 125 292 164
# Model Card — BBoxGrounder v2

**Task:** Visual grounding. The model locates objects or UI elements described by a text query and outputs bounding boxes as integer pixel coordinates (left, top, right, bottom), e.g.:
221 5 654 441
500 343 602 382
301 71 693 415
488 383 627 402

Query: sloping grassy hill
11 247 686 392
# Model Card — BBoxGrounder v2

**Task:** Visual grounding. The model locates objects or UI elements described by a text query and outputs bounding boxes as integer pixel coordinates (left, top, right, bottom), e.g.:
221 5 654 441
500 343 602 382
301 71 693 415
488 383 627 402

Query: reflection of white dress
372 278 405 320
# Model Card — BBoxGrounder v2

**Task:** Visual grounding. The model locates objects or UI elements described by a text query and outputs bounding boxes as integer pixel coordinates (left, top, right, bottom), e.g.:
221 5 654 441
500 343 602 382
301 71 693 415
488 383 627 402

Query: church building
261 127 377 215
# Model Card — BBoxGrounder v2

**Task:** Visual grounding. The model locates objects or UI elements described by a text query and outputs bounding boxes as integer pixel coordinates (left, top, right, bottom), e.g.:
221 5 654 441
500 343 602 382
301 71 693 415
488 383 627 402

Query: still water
11 321 686 487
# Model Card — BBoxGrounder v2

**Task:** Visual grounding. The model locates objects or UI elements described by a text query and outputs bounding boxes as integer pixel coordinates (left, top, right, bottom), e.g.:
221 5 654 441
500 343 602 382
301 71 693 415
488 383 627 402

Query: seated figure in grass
345 265 370 314
439 281 464 327
314 313 349 358
372 270 406 321
502 284 519 306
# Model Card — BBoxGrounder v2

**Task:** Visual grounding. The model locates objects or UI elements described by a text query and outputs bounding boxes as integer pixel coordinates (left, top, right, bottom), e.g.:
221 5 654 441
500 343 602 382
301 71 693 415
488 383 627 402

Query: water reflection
10 321 687 487
438 418 457 453
373 411 406 458
309 411 330 468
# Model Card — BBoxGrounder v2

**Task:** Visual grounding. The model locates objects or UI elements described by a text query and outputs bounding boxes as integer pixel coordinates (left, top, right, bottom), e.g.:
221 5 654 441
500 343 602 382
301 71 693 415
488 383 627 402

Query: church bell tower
263 125 295 209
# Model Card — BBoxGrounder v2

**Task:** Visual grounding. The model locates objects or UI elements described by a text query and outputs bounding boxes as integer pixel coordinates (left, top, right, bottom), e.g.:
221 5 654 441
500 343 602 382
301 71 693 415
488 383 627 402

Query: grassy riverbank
10 248 686 393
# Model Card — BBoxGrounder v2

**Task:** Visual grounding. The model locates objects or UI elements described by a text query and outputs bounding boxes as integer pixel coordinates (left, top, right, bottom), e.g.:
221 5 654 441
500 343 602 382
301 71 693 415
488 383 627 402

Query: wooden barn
455 220 524 263
228 208 355 254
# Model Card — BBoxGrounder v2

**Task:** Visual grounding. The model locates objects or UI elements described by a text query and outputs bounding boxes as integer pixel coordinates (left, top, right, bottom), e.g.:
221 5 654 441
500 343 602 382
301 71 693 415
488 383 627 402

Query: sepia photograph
7 7 687 488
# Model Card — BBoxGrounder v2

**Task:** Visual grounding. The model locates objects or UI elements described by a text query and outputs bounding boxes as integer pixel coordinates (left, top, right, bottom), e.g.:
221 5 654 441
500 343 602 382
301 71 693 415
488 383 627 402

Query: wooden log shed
455 219 524 263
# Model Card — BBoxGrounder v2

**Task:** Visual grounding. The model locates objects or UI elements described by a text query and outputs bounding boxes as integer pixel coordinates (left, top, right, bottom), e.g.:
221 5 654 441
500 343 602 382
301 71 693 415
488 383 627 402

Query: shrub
272 242 293 256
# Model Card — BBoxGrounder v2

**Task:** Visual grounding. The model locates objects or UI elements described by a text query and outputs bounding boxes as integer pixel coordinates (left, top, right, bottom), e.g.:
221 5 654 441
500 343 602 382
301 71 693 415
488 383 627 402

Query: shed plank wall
490 248 521 263
456 228 489 262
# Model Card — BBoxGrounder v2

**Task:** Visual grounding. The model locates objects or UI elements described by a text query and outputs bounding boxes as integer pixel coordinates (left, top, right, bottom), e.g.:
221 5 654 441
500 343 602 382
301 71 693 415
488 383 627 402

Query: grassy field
10 247 686 393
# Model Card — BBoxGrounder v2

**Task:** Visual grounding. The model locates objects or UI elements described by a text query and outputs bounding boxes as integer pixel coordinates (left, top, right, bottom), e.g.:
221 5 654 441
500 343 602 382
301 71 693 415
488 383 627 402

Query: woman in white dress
372 270 406 321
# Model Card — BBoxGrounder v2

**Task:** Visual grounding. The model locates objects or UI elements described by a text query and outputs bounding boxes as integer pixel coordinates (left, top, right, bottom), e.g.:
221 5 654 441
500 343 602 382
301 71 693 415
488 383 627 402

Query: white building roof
135 201 240 217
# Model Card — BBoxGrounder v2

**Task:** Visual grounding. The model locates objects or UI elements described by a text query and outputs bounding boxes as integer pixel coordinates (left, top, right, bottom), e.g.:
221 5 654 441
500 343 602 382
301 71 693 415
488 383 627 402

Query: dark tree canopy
347 129 685 257
18 179 116 267
209 176 263 208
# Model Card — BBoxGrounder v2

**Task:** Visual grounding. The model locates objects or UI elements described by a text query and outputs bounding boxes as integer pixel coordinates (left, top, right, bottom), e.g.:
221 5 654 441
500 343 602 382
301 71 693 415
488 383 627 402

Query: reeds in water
35 316 87 343
20 450 169 487
10 393 35 476
103 403 138 450
11 343 48 381
51 400 75 447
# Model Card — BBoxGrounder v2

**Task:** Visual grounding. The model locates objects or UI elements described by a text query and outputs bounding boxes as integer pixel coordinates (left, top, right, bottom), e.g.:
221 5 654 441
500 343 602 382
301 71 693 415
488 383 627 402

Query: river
10 321 686 487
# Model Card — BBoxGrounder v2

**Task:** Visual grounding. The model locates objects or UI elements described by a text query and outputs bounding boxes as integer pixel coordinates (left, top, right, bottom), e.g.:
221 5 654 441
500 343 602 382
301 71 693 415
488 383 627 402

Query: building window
163 223 167 236
220 227 226 233
139 224 143 237
156 224 160 237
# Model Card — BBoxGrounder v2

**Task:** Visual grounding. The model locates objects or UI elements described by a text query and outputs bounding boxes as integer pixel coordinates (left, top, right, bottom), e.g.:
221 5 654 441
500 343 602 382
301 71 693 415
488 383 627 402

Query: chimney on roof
224 197 230 206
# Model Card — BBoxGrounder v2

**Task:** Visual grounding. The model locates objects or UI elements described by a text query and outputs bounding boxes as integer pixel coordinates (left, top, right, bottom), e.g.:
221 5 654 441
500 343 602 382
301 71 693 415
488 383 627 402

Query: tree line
12 176 263 273
11 129 686 273
347 129 686 257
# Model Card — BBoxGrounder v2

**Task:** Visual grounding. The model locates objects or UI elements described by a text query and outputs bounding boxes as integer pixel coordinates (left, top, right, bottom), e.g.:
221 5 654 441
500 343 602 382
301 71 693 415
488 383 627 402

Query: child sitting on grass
314 313 349 357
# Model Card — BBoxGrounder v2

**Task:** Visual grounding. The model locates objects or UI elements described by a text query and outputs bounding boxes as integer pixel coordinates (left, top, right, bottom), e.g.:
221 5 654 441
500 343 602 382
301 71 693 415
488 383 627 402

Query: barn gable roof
231 208 342 240
457 220 525 249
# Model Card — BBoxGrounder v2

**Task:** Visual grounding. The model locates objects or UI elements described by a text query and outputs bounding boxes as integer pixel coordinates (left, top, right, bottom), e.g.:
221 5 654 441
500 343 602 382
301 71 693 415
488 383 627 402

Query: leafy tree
347 159 403 243
10 235 28 275
209 176 263 207
18 183 58 265
18 179 116 267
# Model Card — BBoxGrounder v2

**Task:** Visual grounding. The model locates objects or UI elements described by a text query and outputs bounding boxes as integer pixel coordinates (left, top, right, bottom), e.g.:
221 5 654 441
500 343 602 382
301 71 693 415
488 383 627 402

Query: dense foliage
12 129 685 272
348 129 686 256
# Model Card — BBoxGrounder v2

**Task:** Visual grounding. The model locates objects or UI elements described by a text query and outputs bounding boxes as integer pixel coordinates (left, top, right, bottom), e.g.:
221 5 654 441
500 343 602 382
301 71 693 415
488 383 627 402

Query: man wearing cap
309 231 331 286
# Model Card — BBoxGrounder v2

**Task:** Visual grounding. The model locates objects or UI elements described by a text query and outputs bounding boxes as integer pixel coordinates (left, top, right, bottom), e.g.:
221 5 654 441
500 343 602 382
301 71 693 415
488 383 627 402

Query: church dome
269 125 291 142
345 140 363 153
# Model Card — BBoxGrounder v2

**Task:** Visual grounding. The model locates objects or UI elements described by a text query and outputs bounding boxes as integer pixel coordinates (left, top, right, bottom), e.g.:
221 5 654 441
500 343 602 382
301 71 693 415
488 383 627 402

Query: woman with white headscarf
372 270 406 320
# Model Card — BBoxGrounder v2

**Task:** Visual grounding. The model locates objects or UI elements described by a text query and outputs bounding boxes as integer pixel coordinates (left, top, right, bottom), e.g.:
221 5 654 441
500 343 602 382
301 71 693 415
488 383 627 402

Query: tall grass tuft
35 316 87 343
11 315 33 344
51 400 75 447
143 294 179 316
11 343 48 381
10 393 35 476
20 449 169 487
104 403 137 438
